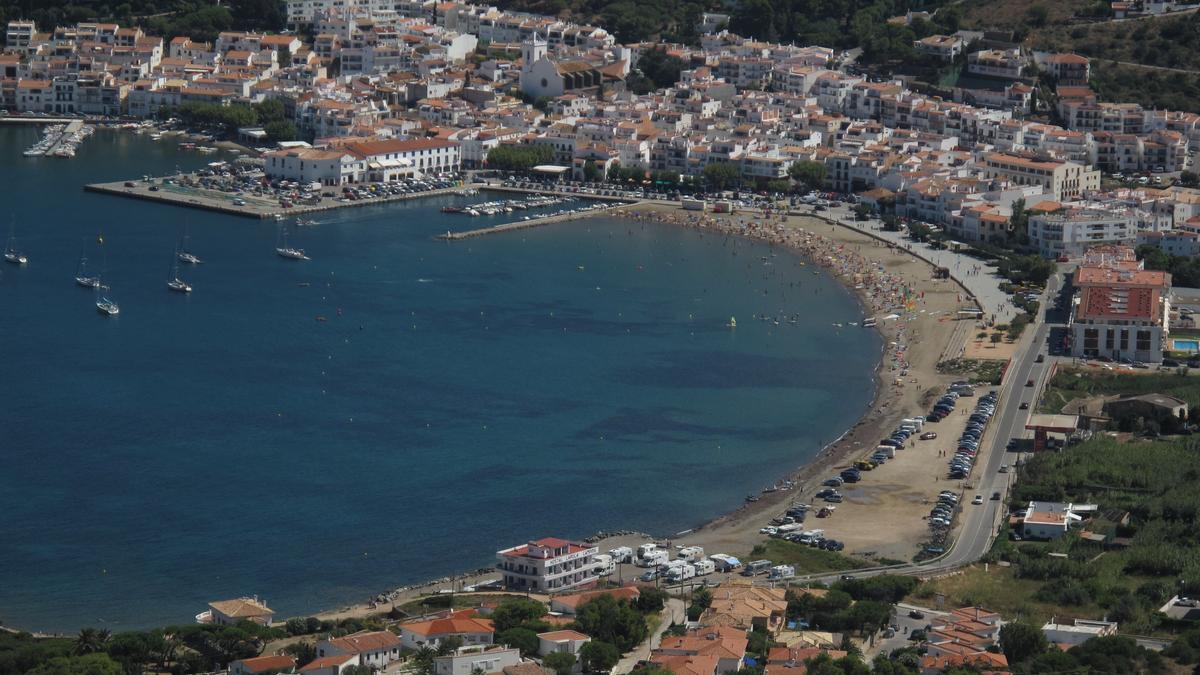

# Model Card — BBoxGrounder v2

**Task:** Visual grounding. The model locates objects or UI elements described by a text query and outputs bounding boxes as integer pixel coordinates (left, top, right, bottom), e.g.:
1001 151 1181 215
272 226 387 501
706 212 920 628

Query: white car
972 495 984 505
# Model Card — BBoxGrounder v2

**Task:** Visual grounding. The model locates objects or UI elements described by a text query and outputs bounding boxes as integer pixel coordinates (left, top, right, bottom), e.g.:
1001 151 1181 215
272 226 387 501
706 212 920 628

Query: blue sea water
0 126 880 632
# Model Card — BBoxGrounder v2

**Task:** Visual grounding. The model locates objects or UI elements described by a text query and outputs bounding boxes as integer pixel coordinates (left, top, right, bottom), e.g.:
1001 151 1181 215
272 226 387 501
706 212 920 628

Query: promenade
812 201 1019 324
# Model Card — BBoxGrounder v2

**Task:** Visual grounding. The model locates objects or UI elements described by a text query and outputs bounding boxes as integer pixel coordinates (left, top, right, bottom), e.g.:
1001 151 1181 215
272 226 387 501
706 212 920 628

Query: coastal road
793 272 1062 584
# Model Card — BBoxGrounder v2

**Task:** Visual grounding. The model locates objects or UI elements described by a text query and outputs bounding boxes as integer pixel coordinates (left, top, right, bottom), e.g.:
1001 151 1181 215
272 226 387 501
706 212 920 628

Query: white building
434 646 521 675
536 630 591 659
496 537 600 592
1042 618 1118 647
1028 209 1136 258
263 147 364 186
197 597 275 626
342 137 461 180
982 153 1100 201
1070 262 1171 363
315 631 403 669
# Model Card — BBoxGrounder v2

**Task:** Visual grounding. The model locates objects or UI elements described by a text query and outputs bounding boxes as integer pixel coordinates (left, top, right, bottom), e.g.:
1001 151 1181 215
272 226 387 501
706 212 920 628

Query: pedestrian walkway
813 204 1019 325
612 598 686 674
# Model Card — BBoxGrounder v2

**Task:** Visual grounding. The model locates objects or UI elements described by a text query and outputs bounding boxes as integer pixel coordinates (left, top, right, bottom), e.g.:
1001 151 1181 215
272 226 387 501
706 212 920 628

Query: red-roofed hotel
1069 244 1172 363
496 538 600 592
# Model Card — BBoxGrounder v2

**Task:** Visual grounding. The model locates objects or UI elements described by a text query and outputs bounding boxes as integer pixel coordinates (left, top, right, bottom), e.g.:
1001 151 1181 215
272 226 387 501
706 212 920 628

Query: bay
0 126 880 632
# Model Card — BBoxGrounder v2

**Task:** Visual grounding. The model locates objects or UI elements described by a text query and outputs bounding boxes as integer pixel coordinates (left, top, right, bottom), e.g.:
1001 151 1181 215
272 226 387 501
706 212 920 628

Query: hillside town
5 0 1200 263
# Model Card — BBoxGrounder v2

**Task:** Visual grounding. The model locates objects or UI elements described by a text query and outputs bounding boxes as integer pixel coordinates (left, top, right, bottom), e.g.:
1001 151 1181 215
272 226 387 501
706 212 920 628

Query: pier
438 202 639 240
84 175 467 219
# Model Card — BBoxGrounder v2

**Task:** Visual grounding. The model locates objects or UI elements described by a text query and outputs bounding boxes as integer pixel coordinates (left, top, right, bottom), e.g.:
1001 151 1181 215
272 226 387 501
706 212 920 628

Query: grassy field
937 358 1007 386
751 540 871 574
905 432 1200 636
1038 367 1200 414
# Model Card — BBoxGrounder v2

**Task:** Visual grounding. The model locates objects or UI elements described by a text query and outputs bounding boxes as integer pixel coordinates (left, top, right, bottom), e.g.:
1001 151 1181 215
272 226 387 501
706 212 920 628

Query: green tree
702 161 742 191
27 653 123 675
411 646 438 675
788 160 827 192
999 622 1047 665
729 0 777 42
437 636 465 656
1009 197 1029 244
265 120 298 143
497 628 541 656
579 641 621 673
543 652 576 675
583 160 601 182
72 629 111 656
635 587 668 614
572 595 648 652
492 598 548 633
283 641 316 666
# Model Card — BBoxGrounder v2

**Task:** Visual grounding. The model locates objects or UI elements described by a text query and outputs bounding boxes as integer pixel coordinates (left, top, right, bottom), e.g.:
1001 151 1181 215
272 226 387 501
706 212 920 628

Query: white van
666 564 696 583
767 565 795 581
593 554 615 576
677 546 705 562
901 418 924 430
638 549 670 568
693 559 716 576
608 546 633 564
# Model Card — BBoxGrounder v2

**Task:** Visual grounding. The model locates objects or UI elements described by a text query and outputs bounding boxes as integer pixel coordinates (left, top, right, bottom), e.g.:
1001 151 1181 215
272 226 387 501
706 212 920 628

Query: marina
23 120 93 158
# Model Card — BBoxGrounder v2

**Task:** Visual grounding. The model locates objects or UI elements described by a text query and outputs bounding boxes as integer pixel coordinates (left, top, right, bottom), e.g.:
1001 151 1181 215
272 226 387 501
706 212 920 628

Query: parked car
972 495 983 505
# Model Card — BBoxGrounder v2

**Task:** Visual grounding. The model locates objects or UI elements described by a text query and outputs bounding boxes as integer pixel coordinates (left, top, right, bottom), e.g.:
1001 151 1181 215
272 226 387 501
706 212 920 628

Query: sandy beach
313 201 997 622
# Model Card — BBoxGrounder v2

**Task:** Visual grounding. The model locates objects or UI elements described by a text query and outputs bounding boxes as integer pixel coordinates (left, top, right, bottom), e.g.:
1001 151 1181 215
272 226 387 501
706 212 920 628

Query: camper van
636 544 665 567
693 559 716 576
593 554 615 576
608 546 633 564
767 565 795 581
677 546 705 562
710 554 742 572
741 559 773 576
666 564 696 583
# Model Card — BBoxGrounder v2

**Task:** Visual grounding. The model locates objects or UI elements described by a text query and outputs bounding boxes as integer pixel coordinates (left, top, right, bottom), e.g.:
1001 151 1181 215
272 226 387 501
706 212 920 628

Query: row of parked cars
929 490 961 530
945 388 999 480
337 175 460 203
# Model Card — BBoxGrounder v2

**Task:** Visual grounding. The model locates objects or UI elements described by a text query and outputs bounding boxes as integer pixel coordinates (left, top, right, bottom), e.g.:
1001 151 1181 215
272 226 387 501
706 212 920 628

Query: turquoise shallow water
0 126 880 632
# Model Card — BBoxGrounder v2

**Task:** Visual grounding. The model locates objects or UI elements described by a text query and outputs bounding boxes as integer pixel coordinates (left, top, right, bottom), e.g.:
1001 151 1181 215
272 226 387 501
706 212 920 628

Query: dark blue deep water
0 126 880 632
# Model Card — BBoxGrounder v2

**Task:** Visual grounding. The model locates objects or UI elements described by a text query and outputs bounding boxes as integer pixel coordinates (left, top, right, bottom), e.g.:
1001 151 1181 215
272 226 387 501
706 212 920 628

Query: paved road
612 598 686 674
787 271 1062 586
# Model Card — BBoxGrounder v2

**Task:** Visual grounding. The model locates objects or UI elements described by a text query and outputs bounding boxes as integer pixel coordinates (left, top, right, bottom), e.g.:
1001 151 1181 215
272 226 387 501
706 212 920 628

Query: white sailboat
75 239 101 287
95 275 119 316
5 224 27 265
167 249 192 293
276 223 310 261
178 228 203 264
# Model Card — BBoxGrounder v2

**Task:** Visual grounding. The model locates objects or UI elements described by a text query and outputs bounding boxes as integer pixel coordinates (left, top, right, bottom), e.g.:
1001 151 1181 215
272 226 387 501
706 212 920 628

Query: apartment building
496 537 600 592
1069 247 1172 363
981 153 1099 201
967 48 1024 80
1028 207 1136 258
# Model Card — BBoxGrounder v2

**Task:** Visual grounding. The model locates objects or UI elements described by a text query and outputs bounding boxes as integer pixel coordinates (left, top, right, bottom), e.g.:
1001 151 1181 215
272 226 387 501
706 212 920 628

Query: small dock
84 175 467 219
438 202 639 240
44 120 84 155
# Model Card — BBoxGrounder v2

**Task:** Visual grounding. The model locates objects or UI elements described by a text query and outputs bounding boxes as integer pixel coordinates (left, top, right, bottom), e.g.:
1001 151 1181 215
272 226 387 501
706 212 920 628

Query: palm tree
73 627 111 655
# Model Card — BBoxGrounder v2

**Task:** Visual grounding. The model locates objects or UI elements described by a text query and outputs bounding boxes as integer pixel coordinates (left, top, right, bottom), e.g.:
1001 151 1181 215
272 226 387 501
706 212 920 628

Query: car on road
1026 379 1034 386
999 465 1009 473
908 610 925 620
1019 402 1029 410
972 495 984 505
992 491 1001 500
920 431 937 440
1036 354 1045 363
